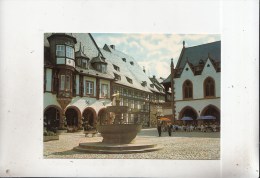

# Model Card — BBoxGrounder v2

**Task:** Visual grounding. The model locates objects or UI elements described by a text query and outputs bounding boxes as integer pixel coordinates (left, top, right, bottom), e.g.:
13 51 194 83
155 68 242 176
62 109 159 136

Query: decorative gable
180 62 194 78
201 58 217 75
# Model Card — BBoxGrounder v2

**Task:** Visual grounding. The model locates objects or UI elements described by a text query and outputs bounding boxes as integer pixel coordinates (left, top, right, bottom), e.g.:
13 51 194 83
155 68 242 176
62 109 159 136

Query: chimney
153 75 156 79
110 45 115 49
143 66 146 73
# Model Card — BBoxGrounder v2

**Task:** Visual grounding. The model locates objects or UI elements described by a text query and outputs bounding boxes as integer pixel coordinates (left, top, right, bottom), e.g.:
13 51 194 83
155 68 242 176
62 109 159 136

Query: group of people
157 120 173 137
156 120 219 136
199 123 217 132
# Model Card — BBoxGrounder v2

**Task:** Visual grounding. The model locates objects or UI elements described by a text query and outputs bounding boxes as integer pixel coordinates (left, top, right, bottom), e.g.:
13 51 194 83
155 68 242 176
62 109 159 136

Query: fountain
74 91 161 154
96 91 142 144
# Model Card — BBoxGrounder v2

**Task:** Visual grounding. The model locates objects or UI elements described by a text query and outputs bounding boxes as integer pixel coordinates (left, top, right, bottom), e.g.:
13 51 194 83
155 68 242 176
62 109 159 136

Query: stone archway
98 108 108 125
44 105 62 131
65 106 81 129
179 106 198 126
82 107 97 128
201 105 220 125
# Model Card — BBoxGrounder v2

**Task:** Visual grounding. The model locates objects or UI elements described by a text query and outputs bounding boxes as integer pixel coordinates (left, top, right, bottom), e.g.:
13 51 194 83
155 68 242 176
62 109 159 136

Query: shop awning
197 115 216 120
181 117 193 121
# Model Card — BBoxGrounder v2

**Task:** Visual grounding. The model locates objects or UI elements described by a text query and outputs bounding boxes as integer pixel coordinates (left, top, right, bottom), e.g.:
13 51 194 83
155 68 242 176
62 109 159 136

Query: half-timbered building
44 33 164 132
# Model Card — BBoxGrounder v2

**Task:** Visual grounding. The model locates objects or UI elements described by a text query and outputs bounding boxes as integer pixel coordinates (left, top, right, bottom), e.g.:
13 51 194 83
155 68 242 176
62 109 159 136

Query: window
60 75 65 90
183 80 193 99
126 76 133 84
114 73 121 81
66 46 74 59
130 61 134 65
96 63 107 73
101 64 107 73
58 74 72 97
56 45 74 59
77 59 82 66
60 75 71 91
56 45 65 56
204 77 215 97
82 60 87 69
65 76 70 90
100 84 109 98
86 81 94 95
56 45 75 67
122 58 126 62
113 64 120 71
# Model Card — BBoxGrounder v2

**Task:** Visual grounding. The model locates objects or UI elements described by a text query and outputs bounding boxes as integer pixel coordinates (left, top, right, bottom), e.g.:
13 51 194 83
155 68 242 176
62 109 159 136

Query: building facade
162 41 221 126
44 33 165 132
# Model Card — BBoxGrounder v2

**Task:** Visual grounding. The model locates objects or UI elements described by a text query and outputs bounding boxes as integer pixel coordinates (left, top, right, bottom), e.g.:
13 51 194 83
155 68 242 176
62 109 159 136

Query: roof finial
79 42 82 52
171 58 174 67
208 52 210 58
183 41 185 47
83 46 84 53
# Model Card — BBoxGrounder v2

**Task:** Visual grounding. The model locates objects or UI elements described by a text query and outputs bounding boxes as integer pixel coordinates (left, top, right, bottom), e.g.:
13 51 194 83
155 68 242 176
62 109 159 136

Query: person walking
157 119 162 137
167 122 173 136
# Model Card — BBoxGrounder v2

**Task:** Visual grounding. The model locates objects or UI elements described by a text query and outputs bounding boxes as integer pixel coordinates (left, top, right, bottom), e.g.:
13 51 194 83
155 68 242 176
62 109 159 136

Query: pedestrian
157 119 162 137
167 122 173 136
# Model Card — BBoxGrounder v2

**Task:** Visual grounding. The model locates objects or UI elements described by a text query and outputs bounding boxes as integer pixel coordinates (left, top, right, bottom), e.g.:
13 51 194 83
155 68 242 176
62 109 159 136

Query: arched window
183 80 193 99
204 77 215 97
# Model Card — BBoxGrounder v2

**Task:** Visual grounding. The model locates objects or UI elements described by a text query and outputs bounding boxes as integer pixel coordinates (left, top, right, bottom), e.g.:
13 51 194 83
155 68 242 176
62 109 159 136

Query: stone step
73 145 162 154
78 142 157 151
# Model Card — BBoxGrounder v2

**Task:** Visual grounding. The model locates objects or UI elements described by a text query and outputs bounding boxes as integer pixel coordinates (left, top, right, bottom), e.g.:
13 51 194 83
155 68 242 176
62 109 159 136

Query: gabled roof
176 41 221 69
100 44 162 93
47 33 77 44
44 33 113 80
162 41 221 84
149 76 165 94
91 53 107 64
75 43 88 59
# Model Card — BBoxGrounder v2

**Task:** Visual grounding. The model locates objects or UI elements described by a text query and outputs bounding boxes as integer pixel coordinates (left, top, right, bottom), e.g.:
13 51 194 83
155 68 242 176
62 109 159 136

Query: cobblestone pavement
44 128 220 159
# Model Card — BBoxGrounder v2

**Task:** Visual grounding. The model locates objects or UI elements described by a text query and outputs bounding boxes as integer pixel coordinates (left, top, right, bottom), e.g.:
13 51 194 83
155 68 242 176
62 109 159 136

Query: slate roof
149 76 165 94
75 43 88 59
162 41 221 84
44 33 163 93
176 41 221 69
44 33 113 80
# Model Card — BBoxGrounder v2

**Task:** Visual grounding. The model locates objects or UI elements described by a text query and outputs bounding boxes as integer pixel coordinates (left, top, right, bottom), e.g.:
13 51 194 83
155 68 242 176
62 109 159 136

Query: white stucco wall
174 58 220 100
67 97 112 114
44 93 61 110
46 68 52 92
175 98 220 120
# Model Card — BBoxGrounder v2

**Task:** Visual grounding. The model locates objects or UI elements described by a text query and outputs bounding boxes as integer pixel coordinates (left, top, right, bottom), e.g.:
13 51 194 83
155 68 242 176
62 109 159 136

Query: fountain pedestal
73 92 162 154
97 124 142 144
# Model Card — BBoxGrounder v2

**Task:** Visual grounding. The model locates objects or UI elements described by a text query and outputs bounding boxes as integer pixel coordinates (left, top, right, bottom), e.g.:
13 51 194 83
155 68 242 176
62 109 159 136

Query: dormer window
130 61 134 65
114 73 121 81
126 77 133 84
77 59 82 66
150 84 154 88
82 60 87 69
122 58 126 62
113 64 120 71
141 81 147 87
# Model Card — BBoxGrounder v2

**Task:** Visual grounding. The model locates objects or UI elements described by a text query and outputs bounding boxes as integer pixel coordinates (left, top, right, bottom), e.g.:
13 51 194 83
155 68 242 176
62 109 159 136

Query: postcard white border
0 0 258 177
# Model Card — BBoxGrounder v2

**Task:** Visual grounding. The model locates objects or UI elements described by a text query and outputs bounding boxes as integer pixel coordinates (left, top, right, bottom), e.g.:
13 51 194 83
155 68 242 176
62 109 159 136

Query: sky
92 33 220 79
